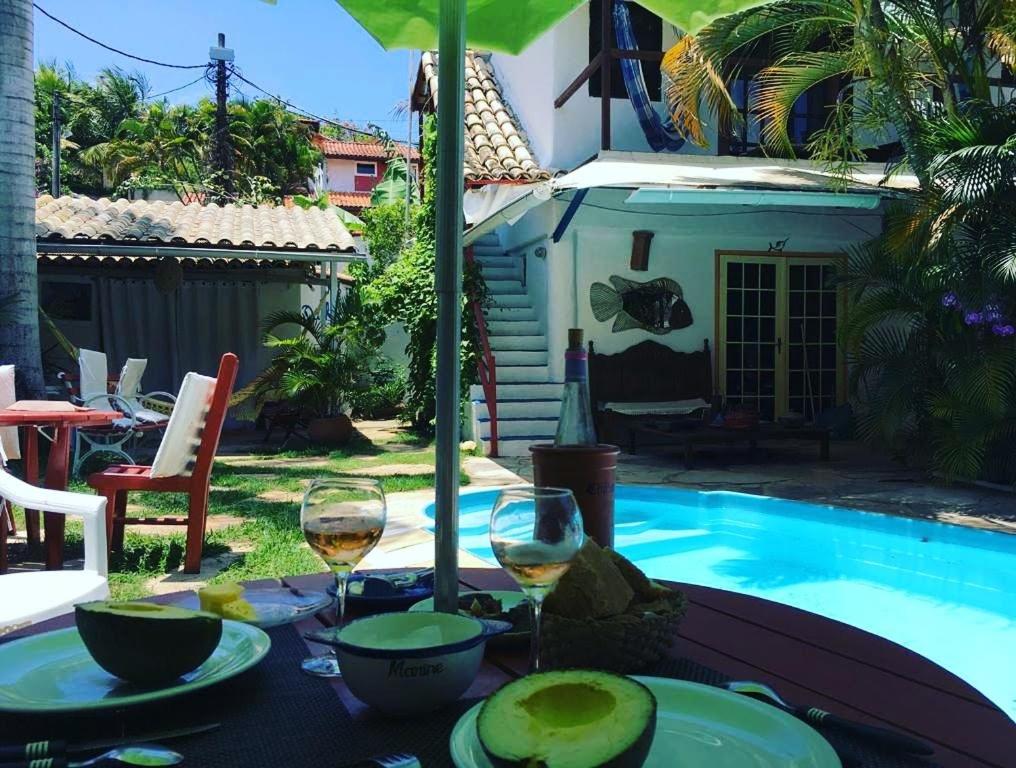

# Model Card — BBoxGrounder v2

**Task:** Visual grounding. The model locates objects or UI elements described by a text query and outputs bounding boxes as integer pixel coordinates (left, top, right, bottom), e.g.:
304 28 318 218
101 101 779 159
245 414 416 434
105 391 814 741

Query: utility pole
51 91 61 197
210 33 235 203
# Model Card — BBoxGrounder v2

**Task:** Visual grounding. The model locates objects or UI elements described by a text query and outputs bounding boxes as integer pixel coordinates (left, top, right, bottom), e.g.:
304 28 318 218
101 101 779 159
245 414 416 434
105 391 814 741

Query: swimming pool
424 485 1016 720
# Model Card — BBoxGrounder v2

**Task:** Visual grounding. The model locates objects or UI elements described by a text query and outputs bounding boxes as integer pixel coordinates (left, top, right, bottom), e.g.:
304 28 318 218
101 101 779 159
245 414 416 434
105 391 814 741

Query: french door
717 253 845 422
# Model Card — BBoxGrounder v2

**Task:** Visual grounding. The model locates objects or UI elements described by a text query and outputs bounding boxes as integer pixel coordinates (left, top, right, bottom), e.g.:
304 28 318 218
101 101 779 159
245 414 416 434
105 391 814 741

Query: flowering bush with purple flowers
941 294 1014 335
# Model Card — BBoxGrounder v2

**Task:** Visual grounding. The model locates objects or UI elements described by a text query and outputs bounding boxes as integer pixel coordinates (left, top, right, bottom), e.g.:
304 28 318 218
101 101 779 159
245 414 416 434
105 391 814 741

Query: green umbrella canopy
323 0 770 53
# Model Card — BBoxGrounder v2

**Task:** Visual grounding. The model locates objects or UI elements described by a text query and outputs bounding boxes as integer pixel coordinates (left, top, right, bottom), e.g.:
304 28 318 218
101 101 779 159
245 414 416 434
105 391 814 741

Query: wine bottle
554 328 598 446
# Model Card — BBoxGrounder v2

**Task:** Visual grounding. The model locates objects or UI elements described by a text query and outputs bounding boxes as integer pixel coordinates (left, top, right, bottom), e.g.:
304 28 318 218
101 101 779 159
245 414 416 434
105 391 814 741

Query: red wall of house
354 159 385 192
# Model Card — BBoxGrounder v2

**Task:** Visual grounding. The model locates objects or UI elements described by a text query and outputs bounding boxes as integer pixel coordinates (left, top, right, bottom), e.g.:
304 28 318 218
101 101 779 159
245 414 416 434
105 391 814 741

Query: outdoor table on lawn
0 401 118 569
2 570 1012 768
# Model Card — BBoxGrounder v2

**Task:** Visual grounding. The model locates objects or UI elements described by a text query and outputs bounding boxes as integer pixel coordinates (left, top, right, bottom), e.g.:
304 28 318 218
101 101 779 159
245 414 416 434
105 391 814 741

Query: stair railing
465 246 498 457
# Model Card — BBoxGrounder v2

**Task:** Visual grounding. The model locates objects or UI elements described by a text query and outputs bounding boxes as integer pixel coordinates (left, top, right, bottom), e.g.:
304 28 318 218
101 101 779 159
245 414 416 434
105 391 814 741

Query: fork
342 754 420 768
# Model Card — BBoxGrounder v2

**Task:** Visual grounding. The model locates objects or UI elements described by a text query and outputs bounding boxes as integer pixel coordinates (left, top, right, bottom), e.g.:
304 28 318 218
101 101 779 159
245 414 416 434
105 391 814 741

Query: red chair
87 354 238 574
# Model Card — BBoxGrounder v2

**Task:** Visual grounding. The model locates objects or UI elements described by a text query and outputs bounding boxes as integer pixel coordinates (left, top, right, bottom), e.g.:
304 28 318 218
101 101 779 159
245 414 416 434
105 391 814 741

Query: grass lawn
9 431 470 599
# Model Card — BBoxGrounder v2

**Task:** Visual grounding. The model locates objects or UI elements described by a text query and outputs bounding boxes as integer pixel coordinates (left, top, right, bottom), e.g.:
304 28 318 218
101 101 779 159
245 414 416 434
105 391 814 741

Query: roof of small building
313 135 420 162
36 253 312 271
36 194 357 252
282 191 374 212
419 51 551 185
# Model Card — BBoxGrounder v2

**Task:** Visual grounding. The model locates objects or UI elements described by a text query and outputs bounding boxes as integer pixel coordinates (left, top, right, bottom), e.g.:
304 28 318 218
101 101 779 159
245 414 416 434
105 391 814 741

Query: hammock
613 0 686 152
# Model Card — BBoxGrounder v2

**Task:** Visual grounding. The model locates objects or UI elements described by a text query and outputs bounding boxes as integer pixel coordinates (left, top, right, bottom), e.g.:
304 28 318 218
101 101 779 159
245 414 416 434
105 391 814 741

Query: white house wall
324 158 359 192
493 189 883 371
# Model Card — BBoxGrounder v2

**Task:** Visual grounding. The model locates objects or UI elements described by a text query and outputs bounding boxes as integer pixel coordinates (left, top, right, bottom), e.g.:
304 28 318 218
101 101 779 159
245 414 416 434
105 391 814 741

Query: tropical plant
33 63 322 204
841 98 1016 483
35 64 150 194
231 306 377 421
1 0 45 397
227 99 321 196
359 202 413 268
357 115 486 430
661 0 1016 182
347 362 408 419
85 101 203 188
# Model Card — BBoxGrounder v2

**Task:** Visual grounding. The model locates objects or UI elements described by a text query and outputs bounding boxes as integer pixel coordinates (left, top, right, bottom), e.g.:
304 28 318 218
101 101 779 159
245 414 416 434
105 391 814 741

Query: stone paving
493 439 1016 534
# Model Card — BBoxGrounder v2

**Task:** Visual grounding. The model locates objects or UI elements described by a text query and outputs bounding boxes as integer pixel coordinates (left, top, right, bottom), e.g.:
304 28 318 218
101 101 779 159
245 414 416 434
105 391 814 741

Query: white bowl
328 612 504 715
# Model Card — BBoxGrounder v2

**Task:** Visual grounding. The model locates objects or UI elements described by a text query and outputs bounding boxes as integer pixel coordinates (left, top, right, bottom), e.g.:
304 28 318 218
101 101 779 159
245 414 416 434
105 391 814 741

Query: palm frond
754 51 854 157
662 35 735 147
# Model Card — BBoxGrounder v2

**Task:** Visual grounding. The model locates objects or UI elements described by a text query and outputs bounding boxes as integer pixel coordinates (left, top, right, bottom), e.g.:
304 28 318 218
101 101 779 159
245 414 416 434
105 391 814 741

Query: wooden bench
589 338 713 453
589 339 831 463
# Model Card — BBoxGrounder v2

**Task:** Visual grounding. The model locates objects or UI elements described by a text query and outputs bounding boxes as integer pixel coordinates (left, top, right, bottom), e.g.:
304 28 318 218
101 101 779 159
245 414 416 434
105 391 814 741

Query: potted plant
233 307 375 446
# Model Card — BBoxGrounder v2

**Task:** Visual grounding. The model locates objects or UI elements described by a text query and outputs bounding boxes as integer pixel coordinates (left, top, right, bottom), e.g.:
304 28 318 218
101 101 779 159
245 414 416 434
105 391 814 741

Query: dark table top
6 570 1013 767
283 569 1014 768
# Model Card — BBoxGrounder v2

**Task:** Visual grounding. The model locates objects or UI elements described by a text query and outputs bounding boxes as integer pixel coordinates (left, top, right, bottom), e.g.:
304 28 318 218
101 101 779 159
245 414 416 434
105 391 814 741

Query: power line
33 3 207 70
148 72 211 101
228 67 378 139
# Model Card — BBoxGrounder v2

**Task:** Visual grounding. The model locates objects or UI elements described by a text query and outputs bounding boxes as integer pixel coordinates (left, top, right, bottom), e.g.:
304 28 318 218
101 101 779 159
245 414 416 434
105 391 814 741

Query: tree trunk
0 0 45 397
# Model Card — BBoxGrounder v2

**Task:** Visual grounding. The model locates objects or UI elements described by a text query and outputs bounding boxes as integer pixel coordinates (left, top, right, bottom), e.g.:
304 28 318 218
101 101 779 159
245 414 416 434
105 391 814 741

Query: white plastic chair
0 365 18 553
0 446 109 635
0 364 19 461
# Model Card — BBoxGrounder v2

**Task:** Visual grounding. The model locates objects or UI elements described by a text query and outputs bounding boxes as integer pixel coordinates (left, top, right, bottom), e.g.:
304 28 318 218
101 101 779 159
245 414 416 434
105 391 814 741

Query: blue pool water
424 485 1016 719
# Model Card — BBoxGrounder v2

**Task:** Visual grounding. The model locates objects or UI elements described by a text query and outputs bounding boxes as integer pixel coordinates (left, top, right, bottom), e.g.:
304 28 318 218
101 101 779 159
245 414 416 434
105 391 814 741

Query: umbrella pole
433 0 467 614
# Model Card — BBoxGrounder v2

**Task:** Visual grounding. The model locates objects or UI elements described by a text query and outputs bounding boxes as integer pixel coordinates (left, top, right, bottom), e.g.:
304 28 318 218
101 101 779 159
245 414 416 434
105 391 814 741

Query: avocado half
477 670 657 768
75 601 223 685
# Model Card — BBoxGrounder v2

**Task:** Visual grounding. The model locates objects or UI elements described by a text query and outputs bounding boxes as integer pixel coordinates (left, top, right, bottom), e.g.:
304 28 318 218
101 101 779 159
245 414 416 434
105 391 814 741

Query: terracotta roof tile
313 135 420 161
35 195 356 252
420 51 550 185
282 191 373 211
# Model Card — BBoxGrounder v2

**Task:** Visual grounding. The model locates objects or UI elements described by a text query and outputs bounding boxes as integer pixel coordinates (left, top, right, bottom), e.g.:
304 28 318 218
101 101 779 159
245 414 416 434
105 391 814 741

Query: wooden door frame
713 250 848 418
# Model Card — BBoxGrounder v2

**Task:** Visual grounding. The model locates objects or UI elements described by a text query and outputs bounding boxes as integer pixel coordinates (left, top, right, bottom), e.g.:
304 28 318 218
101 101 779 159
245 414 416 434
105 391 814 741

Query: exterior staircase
469 234 562 457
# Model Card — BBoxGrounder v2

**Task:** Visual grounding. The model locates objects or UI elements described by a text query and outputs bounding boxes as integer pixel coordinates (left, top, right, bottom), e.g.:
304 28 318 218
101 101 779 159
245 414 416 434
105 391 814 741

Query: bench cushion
603 398 710 417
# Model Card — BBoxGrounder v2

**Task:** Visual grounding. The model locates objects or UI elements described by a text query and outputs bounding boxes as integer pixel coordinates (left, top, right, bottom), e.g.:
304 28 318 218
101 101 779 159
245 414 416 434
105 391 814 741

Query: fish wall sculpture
590 276 693 334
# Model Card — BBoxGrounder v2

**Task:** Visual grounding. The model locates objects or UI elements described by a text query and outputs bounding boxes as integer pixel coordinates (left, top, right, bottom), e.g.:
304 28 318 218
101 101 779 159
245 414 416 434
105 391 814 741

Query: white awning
556 151 918 194
463 151 917 244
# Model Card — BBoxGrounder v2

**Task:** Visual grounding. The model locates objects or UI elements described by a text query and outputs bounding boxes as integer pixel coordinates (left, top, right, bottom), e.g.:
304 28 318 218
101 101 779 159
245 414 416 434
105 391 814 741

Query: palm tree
86 101 203 190
0 0 45 396
661 0 1016 184
228 100 320 196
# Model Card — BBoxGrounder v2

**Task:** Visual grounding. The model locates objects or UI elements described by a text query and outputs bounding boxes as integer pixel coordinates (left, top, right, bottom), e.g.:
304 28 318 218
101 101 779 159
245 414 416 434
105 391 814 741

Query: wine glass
490 487 584 672
300 477 387 677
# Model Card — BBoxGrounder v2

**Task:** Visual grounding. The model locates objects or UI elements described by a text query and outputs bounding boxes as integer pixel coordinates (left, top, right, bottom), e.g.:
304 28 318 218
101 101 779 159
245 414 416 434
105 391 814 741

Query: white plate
410 591 528 644
450 676 841 768
409 590 526 615
0 621 270 713
174 586 331 628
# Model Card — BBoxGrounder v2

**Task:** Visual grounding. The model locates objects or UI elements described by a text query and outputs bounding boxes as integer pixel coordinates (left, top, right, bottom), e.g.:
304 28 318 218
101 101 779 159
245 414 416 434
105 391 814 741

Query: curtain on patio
96 278 269 396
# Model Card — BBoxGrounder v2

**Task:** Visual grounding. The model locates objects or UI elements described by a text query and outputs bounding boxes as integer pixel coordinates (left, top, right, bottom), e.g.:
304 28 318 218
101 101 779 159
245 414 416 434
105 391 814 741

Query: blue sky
33 0 418 135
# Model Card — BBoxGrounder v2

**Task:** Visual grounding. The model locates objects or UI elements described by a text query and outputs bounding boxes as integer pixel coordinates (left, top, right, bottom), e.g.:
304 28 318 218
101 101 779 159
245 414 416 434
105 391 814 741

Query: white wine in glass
490 487 583 672
301 478 386 677
303 518 384 574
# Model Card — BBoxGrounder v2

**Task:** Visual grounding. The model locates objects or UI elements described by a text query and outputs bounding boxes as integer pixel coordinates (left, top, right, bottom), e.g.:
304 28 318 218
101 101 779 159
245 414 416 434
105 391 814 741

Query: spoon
70 745 184 767
725 681 934 756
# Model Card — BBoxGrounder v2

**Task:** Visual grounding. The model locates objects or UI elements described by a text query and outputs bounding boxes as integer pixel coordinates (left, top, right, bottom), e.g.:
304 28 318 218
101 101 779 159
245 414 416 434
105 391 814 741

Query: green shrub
348 365 408 420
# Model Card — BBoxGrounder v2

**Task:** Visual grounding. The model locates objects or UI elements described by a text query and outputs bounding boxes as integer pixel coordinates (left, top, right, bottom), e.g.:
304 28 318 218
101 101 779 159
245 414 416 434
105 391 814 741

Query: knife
0 723 219 761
